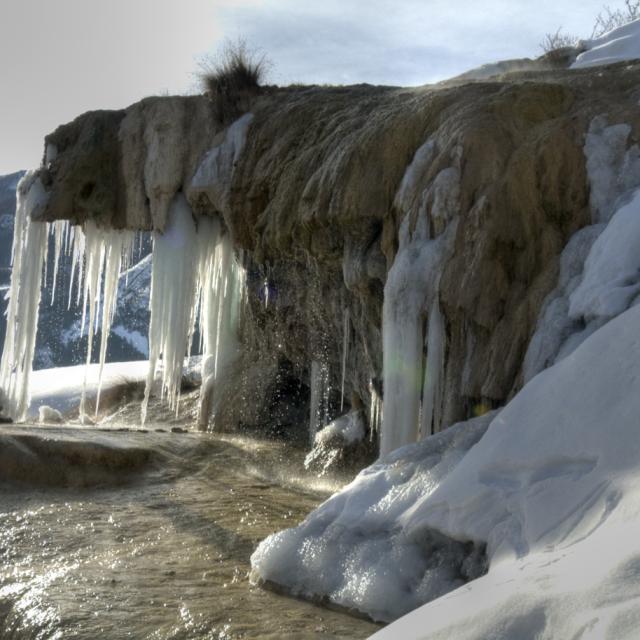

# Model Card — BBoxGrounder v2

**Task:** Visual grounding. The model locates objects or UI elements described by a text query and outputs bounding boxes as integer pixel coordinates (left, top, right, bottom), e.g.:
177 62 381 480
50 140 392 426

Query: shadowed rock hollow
33 61 640 444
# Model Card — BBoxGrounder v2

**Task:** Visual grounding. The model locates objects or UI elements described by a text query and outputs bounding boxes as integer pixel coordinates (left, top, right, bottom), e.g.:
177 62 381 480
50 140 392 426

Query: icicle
309 360 330 446
419 298 445 438
196 216 246 429
77 222 135 420
142 194 199 423
340 308 350 412
379 212 455 457
369 381 383 443
50 220 70 305
0 173 50 421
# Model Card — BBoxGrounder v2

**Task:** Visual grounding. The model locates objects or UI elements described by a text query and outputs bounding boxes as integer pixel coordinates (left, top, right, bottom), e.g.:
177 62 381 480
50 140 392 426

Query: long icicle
0 173 50 421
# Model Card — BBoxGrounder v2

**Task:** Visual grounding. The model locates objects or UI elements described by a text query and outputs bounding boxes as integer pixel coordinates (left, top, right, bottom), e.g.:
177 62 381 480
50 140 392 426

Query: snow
523 116 640 381
572 18 640 69
252 412 493 621
568 189 640 321
28 361 148 420
254 302 640 632
112 325 149 356
371 303 640 638
313 410 365 448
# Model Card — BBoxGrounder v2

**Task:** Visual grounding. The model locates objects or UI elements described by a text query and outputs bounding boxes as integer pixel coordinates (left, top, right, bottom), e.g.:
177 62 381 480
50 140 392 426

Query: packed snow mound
252 412 493 621
375 303 640 637
572 18 640 69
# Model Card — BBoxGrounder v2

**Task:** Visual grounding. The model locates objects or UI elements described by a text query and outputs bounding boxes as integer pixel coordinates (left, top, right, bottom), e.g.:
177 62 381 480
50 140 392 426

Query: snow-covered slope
251 174 640 631
572 18 640 68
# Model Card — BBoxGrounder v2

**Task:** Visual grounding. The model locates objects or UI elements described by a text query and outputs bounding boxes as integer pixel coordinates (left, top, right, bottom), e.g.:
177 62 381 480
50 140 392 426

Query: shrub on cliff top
199 39 269 122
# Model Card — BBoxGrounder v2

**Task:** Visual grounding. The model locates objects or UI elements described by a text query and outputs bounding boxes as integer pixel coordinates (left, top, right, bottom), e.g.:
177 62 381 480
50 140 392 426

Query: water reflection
0 426 380 639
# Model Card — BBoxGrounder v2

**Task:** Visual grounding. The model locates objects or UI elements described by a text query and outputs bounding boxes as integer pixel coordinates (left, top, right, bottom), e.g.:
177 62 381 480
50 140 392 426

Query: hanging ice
78 222 135 418
340 308 350 412
142 194 199 422
0 173 49 421
380 212 454 457
196 217 246 429
141 193 246 425
309 360 330 446
419 298 445 439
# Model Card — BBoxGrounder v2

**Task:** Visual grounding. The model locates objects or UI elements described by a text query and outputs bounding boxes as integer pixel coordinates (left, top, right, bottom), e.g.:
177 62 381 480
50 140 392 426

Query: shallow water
0 426 381 639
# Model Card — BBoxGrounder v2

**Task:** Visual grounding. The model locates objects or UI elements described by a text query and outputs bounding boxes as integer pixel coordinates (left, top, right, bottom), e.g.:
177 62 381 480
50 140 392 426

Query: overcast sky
0 0 615 174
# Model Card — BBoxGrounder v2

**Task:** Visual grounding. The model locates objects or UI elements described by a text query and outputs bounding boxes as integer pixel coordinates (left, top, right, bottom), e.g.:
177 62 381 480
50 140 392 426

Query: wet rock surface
33 62 640 443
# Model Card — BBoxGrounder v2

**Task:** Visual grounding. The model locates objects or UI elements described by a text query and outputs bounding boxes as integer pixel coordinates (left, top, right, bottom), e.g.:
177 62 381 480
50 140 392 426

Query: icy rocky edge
0 116 250 426
251 114 640 629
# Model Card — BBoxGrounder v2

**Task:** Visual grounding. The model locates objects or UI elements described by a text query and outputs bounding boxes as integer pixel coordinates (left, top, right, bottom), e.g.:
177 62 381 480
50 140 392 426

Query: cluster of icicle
0 172 138 421
0 175 244 426
379 138 458 457
142 193 246 426
0 173 50 421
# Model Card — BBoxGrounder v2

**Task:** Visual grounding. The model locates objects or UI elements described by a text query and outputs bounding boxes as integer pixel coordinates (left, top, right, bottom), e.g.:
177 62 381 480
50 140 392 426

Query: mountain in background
0 171 151 369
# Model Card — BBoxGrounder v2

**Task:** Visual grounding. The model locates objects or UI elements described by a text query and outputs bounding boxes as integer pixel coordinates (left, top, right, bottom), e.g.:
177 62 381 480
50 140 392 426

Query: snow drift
572 18 640 69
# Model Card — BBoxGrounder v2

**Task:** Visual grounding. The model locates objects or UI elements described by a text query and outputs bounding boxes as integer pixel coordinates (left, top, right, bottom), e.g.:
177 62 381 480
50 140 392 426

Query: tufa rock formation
32 61 640 445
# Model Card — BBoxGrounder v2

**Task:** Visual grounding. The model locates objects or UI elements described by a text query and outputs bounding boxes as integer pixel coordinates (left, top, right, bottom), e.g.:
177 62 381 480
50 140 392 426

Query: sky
0 0 620 175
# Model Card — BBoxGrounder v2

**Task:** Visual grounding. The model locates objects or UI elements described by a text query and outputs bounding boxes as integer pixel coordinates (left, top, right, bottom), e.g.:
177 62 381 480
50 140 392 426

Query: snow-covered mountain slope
572 18 640 68
0 171 151 370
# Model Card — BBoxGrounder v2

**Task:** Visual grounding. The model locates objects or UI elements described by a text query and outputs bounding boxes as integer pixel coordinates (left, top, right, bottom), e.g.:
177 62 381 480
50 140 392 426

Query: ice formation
309 360 330 445
381 207 455 456
572 18 640 69
419 298 445 439
0 173 49 420
340 308 350 412
141 193 245 425
142 194 199 421
524 117 640 381
196 217 246 429
78 222 136 418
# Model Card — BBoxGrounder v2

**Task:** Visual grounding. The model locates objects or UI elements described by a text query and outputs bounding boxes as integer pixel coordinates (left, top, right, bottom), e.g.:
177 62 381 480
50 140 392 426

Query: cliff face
33 61 640 442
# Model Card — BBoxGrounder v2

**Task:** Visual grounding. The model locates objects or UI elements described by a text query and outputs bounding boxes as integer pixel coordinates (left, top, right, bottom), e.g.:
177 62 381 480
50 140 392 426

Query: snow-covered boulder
38 405 64 424
304 410 369 475
252 412 494 621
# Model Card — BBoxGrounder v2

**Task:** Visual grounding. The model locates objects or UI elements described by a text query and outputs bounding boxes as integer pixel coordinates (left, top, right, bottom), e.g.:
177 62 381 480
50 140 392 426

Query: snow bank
252 412 493 621
254 302 640 632
572 18 640 69
373 303 640 638
28 361 148 420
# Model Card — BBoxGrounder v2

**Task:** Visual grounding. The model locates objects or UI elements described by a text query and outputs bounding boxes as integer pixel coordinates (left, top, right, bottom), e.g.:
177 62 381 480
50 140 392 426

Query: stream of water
0 424 381 639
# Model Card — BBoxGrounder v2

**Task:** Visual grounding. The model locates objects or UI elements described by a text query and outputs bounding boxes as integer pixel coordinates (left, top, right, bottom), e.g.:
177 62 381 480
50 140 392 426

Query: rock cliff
32 61 640 445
